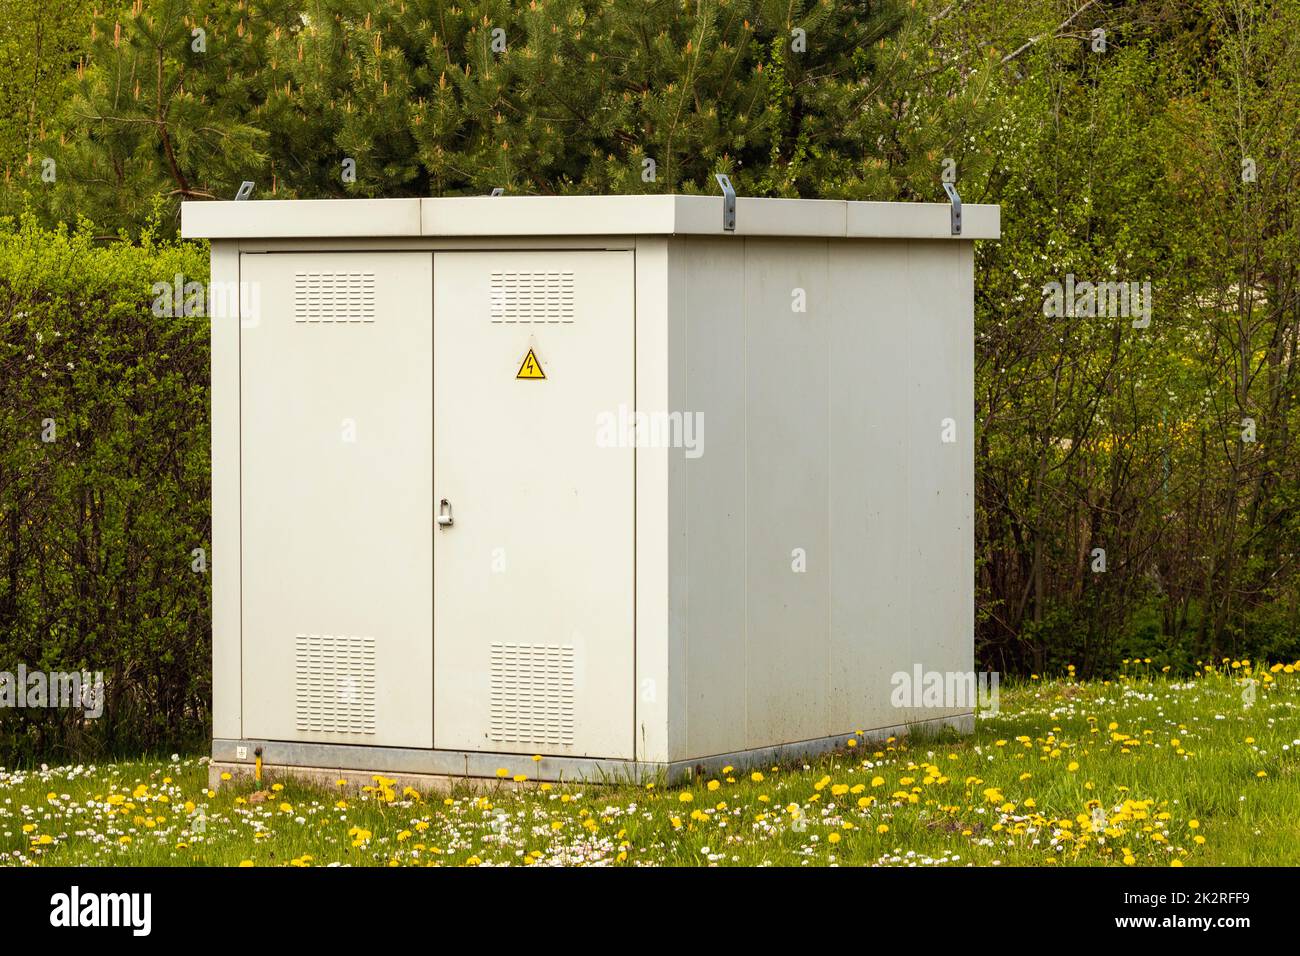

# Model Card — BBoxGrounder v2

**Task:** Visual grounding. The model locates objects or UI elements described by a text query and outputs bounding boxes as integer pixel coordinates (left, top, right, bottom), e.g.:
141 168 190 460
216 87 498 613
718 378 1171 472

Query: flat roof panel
846 201 999 239
734 197 847 236
181 198 422 238
179 195 1000 240
421 195 676 235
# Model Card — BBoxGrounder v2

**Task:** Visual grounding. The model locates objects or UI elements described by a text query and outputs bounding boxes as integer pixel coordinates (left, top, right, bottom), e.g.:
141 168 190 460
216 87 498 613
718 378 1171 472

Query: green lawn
3 662 1297 866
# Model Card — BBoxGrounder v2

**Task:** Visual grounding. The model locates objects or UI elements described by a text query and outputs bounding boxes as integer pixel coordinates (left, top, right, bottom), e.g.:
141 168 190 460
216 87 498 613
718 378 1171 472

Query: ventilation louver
489 271 575 323
489 642 576 746
295 633 377 735
294 271 376 323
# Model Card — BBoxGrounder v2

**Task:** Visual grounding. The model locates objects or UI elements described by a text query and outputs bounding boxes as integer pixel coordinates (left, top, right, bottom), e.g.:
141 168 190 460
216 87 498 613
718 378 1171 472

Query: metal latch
943 182 961 235
490 187 504 196
234 181 254 201
437 498 454 527
715 173 736 232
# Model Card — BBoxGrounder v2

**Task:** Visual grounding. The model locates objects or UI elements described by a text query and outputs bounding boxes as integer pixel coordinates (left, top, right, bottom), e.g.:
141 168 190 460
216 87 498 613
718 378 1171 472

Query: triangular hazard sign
516 348 546 379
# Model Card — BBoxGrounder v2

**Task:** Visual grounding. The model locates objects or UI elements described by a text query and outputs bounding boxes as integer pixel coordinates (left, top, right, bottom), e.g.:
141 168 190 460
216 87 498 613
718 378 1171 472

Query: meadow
2 662 1297 867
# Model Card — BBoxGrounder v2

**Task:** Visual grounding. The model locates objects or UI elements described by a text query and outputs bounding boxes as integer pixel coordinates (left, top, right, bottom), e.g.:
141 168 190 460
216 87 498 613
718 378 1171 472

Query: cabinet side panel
741 240 832 750
674 238 977 762
827 241 912 732
636 237 675 764
904 240 975 719
679 238 749 760
211 240 242 740
827 240 975 730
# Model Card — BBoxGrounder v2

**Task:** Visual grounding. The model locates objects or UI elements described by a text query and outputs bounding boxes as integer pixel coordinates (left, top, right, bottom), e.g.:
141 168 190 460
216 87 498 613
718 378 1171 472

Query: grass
3 661 1298 866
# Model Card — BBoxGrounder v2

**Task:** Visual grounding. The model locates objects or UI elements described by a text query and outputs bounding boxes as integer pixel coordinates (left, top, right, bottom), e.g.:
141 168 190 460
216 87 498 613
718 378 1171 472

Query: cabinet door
433 251 635 759
240 252 433 748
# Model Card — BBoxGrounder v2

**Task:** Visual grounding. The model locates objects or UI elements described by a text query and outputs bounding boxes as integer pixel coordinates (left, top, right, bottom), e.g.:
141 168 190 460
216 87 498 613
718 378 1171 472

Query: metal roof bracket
943 182 962 235
715 174 736 232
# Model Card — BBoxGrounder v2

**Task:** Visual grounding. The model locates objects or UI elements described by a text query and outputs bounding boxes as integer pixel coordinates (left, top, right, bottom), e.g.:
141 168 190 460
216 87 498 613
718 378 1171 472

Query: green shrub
0 214 210 764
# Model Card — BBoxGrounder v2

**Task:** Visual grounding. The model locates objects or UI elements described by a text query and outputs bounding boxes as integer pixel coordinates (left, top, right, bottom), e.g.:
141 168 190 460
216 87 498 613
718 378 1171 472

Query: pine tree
275 0 916 198
386 0 913 197
19 0 918 227
33 0 303 230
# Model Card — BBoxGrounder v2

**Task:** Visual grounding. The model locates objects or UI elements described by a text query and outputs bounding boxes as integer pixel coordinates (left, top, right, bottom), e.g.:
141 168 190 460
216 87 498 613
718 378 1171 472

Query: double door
237 249 634 759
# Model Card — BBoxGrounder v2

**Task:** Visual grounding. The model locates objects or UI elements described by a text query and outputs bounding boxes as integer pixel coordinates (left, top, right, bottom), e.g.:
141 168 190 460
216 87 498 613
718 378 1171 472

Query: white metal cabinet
239 252 434 748
187 196 996 784
432 251 635 759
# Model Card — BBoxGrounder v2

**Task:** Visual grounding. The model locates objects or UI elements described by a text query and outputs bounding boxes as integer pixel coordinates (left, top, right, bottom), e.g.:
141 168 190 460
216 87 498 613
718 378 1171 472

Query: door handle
437 498 454 527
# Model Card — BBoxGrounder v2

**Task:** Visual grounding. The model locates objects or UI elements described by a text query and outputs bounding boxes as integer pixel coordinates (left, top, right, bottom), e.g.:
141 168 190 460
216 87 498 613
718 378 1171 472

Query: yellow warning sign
516 348 546 380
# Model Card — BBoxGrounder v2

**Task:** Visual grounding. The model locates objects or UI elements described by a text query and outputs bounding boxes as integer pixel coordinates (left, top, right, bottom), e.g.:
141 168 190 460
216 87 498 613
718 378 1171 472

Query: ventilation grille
489 643 576 745
295 633 376 735
490 271 575 323
293 272 376 323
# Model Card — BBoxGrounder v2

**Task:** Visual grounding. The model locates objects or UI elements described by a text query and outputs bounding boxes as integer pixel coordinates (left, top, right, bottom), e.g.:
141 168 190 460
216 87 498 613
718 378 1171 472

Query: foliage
5 0 917 229
961 0 1300 672
0 213 210 763
0 0 90 176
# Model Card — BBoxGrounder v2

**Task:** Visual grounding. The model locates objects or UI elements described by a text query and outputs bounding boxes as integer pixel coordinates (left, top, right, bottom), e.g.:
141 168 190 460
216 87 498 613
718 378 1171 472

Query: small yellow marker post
516 348 545 379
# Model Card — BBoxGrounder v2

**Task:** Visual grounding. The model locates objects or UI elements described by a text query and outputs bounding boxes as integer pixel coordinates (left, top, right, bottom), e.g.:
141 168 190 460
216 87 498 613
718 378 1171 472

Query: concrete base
209 712 973 793
208 762 528 795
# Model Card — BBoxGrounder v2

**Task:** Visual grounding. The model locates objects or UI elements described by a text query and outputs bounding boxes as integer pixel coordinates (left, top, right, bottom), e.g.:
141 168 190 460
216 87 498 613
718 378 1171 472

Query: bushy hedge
0 215 210 763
